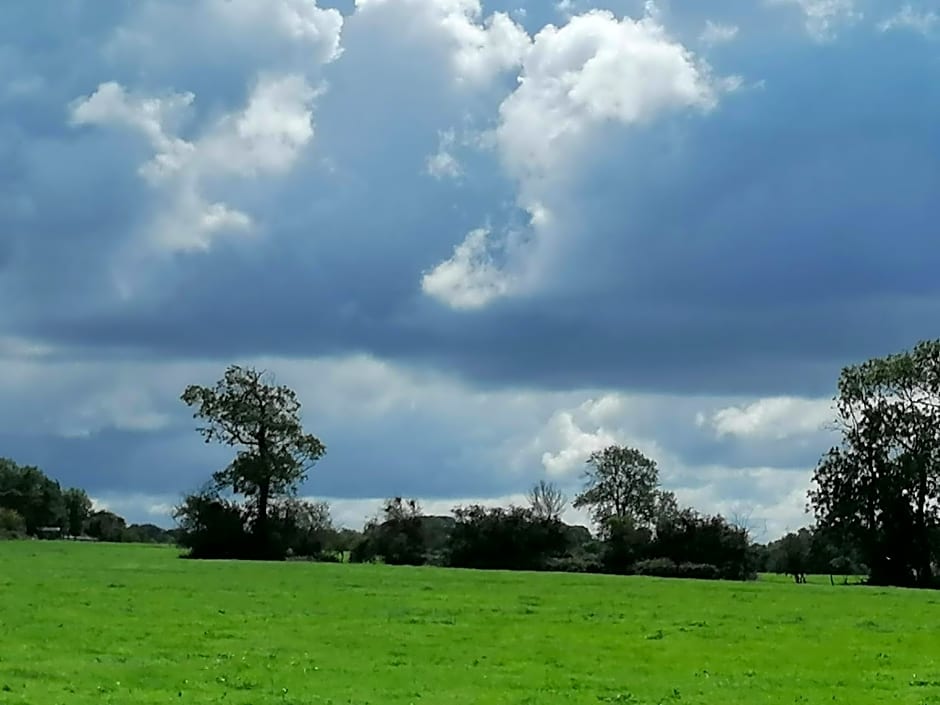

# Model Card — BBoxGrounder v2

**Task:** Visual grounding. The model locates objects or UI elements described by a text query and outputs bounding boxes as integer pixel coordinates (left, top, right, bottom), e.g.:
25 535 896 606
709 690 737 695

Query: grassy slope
1 542 939 704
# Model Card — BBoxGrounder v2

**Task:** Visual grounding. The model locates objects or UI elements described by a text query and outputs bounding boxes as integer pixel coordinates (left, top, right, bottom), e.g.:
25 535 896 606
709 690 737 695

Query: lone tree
809 339 940 588
181 365 326 556
573 445 660 534
527 480 567 521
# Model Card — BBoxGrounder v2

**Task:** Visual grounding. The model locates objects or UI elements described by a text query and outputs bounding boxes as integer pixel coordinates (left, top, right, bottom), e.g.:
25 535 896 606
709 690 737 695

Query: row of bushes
346 502 755 581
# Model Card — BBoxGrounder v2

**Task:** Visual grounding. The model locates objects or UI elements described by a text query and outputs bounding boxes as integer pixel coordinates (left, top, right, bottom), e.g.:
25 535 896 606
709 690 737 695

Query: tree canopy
527 480 567 521
573 445 660 533
809 339 940 587
181 365 326 556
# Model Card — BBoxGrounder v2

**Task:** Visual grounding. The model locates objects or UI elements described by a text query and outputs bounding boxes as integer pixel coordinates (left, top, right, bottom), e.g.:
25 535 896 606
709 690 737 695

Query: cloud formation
2 0 938 539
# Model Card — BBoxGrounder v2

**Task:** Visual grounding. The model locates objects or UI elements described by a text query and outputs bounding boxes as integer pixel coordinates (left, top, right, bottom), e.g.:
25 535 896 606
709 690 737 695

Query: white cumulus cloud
421 227 517 309
497 9 721 179
354 0 530 85
71 74 318 254
709 397 834 440
207 0 344 62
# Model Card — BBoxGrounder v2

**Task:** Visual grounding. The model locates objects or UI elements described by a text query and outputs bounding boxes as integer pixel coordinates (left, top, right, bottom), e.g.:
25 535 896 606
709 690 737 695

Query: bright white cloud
537 411 620 476
524 395 663 477
354 0 530 85
70 74 317 253
709 396 834 440
496 9 722 180
106 0 344 68
197 74 319 178
878 5 939 35
421 227 517 309
207 0 344 62
424 7 732 312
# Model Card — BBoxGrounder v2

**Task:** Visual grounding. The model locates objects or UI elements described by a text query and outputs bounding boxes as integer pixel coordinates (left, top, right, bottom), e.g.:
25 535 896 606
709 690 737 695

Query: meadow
1 542 939 704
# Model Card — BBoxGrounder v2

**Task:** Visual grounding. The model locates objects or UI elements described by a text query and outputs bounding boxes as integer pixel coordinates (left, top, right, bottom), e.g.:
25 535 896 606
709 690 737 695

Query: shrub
634 558 679 577
676 562 721 580
542 553 604 574
0 508 26 539
446 505 568 571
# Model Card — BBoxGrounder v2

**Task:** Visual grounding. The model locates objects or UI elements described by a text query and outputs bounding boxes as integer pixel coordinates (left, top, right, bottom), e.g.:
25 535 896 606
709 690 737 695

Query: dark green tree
352 498 427 565
447 504 568 571
181 365 326 556
573 445 660 535
0 458 66 535
174 487 250 559
85 510 127 542
63 487 93 536
269 498 334 558
809 339 940 587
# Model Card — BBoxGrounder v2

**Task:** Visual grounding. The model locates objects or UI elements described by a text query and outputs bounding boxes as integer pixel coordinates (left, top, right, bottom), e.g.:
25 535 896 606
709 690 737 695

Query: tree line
0 458 176 544
5 339 940 589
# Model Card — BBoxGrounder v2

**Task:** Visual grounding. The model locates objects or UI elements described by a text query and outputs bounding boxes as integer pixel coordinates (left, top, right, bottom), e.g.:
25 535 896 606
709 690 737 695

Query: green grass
1 542 939 704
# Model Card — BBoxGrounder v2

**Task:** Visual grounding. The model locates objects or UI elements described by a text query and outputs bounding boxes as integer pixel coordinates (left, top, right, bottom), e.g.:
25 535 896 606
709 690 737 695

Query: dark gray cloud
6 3 938 399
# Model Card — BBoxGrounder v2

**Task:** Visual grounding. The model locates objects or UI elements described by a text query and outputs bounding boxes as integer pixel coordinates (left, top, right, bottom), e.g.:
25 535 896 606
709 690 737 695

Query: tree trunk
915 463 932 587
256 424 270 556
256 477 270 550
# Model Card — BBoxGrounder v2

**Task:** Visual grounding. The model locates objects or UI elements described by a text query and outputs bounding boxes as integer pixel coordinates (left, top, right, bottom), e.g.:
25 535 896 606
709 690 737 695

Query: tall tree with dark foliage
573 445 660 534
181 365 326 557
809 339 940 587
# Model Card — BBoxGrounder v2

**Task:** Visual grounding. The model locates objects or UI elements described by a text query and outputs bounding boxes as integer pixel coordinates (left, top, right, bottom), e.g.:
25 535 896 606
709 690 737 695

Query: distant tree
573 445 660 535
527 480 567 521
63 487 93 536
761 525 862 583
652 490 681 536
123 523 176 544
85 510 127 542
809 339 940 587
652 508 753 581
382 497 422 523
0 458 66 535
352 498 427 565
780 531 809 583
447 504 568 571
602 516 653 574
270 498 334 558
330 527 365 557
181 365 326 558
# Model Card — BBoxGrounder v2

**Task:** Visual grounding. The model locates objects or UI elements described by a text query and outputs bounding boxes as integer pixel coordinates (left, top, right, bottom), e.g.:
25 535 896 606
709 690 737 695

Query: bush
676 562 721 580
174 492 253 559
542 553 604 574
651 509 754 580
601 518 653 574
634 558 679 577
446 505 568 571
0 508 27 539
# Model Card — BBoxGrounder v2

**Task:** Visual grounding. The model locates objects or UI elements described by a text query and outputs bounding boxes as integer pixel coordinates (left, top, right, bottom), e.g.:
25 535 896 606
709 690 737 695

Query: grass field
1 542 939 704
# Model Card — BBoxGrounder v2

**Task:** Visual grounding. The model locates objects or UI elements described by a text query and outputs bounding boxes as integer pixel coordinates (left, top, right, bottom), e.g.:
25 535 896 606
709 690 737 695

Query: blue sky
3 0 939 538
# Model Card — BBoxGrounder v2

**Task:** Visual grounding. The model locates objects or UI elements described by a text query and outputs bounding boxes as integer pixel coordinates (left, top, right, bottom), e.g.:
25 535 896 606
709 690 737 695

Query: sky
3 0 939 540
